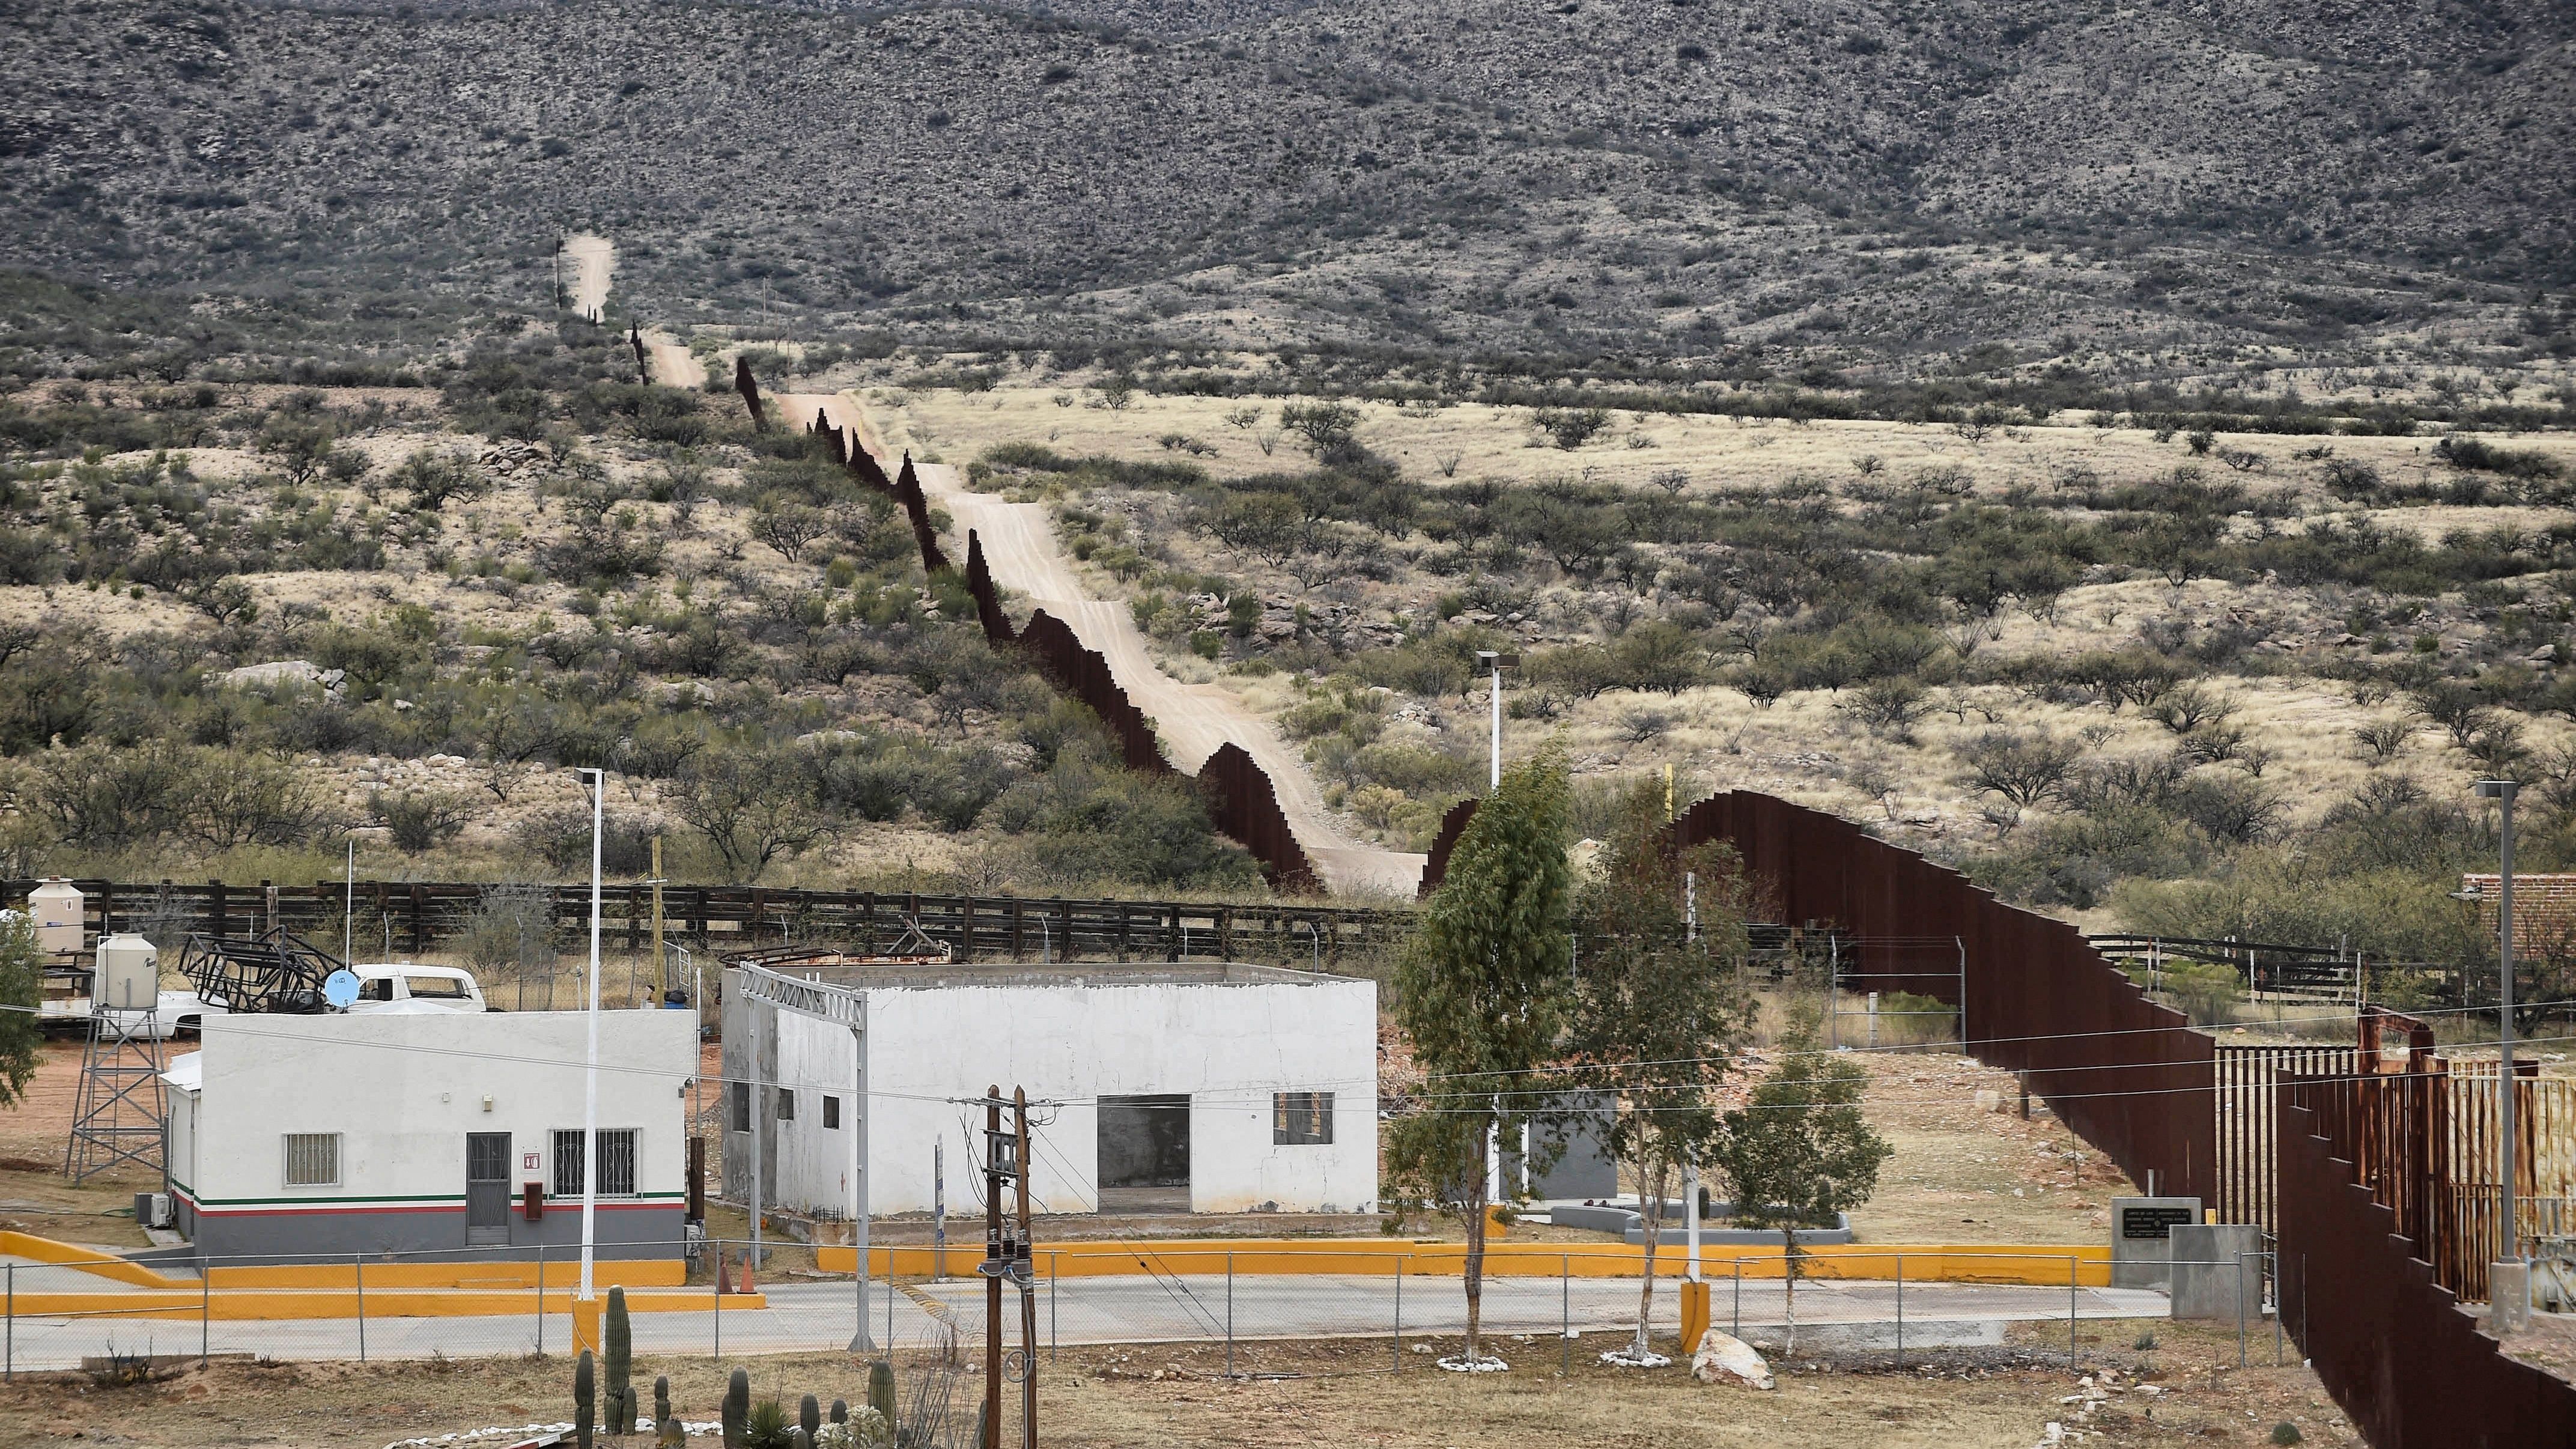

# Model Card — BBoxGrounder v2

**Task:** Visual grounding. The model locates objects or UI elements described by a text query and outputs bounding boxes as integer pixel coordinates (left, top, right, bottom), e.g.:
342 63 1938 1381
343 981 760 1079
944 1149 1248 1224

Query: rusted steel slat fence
2214 1043 2357 1238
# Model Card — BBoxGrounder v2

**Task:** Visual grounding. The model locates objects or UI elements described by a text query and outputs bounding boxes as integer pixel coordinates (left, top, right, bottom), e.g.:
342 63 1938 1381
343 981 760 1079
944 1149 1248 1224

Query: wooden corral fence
2 878 1414 969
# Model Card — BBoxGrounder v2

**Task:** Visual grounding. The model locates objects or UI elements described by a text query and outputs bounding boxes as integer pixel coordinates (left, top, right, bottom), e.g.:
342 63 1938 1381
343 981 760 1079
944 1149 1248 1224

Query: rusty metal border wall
1666 790 2215 1201
2280 1089 2576 1447
801 407 1317 893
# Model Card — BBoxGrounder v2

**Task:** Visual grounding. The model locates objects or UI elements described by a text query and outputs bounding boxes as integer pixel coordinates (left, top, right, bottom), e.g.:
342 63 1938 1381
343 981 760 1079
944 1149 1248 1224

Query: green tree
1567 783 1754 1362
1711 1009 1891 1351
1385 748 1572 1369
0 911 43 1107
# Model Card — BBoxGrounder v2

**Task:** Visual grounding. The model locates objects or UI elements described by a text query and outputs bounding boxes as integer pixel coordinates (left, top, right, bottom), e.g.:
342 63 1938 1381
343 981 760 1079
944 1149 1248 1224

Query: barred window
776 1089 795 1122
283 1132 339 1187
731 1081 750 1132
823 1096 841 1130
553 1129 640 1197
1272 1092 1333 1146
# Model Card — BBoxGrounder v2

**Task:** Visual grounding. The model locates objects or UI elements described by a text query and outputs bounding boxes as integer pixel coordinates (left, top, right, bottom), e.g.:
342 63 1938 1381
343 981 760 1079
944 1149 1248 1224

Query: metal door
466 1132 511 1245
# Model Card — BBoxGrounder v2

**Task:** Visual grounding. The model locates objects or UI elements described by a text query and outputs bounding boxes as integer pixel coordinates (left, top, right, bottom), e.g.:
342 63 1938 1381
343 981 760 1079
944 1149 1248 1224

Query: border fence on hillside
2 879 1413 968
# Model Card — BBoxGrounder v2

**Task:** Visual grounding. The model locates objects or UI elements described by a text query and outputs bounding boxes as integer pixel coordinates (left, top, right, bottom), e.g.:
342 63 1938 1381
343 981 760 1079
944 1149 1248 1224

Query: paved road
0 1274 2165 1370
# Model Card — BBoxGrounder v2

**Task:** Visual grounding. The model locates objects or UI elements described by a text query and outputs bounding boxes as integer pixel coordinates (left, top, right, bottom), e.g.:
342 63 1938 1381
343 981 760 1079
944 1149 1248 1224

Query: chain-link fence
3 1241 2211 1378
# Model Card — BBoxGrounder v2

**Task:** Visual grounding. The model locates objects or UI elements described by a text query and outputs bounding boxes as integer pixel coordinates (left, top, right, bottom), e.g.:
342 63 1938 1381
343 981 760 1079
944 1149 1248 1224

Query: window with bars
552 1129 639 1197
282 1132 340 1187
823 1096 840 1130
777 1089 795 1122
1272 1092 1333 1145
731 1081 750 1132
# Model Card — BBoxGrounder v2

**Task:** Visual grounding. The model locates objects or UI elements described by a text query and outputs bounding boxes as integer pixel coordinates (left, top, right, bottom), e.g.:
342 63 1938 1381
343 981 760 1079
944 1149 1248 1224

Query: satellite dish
323 970 362 1010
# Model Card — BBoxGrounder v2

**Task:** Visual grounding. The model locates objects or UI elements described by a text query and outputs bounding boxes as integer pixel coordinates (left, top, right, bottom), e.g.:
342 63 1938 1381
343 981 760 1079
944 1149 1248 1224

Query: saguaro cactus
866 1359 896 1432
605 1287 634 1433
829 1399 847 1426
721 1367 750 1448
654 1375 672 1430
800 1394 821 1439
573 1350 596 1449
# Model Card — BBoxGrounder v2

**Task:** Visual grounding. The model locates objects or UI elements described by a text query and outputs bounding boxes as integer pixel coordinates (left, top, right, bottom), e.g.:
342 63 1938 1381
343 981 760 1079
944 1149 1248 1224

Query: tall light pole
1477 651 1519 791
2474 778 2521 1302
577 768 606 1305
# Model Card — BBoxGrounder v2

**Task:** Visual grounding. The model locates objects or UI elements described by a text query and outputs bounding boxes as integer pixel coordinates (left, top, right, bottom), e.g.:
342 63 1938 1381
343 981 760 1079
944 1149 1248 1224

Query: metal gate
466 1132 511 1245
2215 1043 2355 1236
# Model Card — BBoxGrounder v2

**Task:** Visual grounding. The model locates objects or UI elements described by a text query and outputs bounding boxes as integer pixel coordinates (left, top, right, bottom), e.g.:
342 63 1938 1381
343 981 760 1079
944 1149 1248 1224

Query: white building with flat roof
721 962 1377 1220
163 1009 698 1261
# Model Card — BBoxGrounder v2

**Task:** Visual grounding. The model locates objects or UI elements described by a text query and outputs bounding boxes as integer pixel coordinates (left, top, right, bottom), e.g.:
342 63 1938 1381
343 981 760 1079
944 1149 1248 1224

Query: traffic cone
738 1247 756 1294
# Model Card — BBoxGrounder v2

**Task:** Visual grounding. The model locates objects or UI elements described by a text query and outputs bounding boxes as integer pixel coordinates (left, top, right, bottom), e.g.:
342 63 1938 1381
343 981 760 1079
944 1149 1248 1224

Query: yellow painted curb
5 1287 765 1322
209 1259 688 1292
0 1230 188 1289
815 1239 2112 1288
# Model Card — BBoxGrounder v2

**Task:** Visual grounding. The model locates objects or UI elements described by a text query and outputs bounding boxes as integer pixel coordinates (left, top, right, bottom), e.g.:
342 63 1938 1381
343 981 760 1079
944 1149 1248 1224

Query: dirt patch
0 1320 2356 1448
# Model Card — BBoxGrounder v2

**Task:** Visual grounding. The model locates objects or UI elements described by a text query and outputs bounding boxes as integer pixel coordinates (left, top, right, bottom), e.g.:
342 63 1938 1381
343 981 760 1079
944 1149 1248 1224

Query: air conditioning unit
133 1192 172 1230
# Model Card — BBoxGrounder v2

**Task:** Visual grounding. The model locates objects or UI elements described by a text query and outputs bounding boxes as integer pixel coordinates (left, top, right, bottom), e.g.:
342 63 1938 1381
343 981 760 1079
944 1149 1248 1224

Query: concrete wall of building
176 1010 696 1261
735 971 1378 1218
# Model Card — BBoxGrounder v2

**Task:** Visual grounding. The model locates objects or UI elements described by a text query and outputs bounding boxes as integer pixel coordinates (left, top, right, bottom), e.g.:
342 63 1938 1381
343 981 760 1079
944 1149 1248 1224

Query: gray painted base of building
171 1201 688 1265
1545 1200 1856 1247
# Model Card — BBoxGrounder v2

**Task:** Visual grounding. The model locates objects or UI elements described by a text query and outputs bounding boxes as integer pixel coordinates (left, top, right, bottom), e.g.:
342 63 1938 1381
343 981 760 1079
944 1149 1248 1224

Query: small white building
722 963 1377 1219
164 1010 699 1260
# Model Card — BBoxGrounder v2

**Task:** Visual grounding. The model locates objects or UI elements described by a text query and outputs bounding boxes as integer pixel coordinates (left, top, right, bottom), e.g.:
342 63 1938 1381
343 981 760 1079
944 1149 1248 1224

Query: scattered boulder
1690 1331 1774 1389
216 660 345 692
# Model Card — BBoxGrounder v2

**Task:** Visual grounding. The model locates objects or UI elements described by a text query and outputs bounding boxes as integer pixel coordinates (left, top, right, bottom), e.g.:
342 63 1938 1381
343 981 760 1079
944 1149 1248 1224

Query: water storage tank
29 879 83 956
94 933 159 1012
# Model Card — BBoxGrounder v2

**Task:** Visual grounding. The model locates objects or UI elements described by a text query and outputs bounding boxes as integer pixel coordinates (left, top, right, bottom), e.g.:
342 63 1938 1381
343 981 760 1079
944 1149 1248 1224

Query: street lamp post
2474 777 2522 1320
577 768 607 1307
1476 651 1519 791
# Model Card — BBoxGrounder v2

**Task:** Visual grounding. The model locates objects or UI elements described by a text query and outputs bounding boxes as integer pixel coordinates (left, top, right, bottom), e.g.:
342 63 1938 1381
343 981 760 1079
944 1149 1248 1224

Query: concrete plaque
2110 1196 2202 1290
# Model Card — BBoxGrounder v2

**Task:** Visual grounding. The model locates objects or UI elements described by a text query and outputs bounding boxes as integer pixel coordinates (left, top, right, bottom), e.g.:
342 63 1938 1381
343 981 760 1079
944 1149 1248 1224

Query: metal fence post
2237 1250 2248 1368
712 1243 721 1359
1560 1254 1570 1375
7 1260 13 1382
1392 1255 1402 1371
1731 1260 1741 1340
2273 1252 2283 1367
1049 1251 1058 1364
537 1242 547 1357
1895 1253 1904 1368
202 1265 211 1368
2068 1256 2079 1355
1225 1251 1235 1379
355 1253 366 1363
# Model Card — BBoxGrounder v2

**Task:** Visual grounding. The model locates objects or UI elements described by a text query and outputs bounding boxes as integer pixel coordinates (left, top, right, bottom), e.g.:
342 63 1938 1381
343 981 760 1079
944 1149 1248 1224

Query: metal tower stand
65 1008 165 1183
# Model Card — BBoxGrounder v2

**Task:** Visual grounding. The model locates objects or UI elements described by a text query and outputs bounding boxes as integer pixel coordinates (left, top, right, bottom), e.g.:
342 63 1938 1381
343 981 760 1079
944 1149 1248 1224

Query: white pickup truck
41 962 490 1035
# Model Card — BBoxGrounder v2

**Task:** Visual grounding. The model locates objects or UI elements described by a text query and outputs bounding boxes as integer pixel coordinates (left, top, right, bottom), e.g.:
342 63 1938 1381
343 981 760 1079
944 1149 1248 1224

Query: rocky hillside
3 0 2571 381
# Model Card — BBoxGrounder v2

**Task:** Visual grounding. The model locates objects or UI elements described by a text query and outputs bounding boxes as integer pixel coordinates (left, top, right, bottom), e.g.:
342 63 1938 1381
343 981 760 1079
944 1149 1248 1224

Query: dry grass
0 1320 2360 1449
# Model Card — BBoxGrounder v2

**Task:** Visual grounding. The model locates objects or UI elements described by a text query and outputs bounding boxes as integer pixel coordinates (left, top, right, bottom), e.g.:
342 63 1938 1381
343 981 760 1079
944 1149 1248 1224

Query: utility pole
1015 1089 1036 1449
977 1087 1035 1449
2474 778 2523 1313
649 836 667 1002
981 1087 1005 1449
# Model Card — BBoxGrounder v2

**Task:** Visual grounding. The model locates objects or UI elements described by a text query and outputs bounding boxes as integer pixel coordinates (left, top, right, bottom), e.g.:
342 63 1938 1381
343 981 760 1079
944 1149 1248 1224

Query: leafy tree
1711 1009 1891 1352
1385 749 1572 1369
1278 401 1361 458
671 748 833 881
1567 782 1754 1361
0 911 41 1108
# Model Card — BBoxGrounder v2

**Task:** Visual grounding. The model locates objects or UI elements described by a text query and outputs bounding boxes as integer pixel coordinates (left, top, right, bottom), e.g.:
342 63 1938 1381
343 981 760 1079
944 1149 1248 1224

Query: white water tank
94 933 159 1012
28 879 84 956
